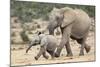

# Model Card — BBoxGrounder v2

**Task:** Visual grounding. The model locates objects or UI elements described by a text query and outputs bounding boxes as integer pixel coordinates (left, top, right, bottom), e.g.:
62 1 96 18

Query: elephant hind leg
77 38 91 56
84 43 91 53
77 38 85 56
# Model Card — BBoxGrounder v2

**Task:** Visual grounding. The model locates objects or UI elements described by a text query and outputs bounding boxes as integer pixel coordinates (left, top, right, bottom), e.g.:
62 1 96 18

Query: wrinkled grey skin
48 7 91 57
26 33 57 60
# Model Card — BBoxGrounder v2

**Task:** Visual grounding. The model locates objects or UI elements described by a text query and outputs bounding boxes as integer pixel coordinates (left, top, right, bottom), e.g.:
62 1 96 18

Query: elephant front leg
65 41 73 57
55 37 72 57
55 26 73 57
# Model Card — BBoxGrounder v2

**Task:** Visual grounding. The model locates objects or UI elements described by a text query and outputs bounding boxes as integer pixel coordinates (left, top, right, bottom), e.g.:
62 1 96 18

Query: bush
37 24 41 28
11 40 14 44
20 30 29 42
11 0 95 22
11 32 16 37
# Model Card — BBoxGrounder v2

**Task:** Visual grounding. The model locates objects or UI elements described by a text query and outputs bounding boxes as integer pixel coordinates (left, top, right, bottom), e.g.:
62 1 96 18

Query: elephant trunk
47 24 55 35
26 43 36 53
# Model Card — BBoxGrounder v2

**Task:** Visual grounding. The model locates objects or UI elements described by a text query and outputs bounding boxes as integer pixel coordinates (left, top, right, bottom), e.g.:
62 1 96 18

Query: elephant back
74 9 91 24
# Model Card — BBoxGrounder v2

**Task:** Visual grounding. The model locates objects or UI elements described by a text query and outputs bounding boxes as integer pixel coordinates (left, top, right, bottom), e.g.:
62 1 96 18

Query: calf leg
43 52 49 59
47 50 55 59
34 46 45 60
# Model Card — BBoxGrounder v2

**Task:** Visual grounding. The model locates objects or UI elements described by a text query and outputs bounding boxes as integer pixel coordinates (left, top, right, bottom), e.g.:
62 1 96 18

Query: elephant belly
71 22 90 39
70 9 91 39
46 35 57 51
46 43 57 52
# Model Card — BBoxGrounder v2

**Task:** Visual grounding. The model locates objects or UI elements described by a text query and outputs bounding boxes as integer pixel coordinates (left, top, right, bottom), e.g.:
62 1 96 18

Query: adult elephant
47 7 91 57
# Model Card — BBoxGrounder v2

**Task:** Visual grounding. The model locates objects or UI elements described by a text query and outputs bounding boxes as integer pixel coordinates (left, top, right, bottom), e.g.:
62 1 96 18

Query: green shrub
20 30 29 42
11 32 16 37
11 0 95 22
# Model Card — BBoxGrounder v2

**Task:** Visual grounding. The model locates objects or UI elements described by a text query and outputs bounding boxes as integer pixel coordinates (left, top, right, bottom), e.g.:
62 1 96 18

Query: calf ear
38 32 41 35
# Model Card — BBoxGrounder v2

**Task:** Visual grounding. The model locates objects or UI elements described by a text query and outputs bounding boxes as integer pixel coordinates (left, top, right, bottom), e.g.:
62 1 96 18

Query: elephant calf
26 32 58 60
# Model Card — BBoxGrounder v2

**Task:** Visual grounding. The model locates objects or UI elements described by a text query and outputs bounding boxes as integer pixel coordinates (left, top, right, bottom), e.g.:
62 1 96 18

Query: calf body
26 34 57 60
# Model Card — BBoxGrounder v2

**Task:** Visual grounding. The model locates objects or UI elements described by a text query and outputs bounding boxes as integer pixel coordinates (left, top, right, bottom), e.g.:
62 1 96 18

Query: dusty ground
11 32 95 66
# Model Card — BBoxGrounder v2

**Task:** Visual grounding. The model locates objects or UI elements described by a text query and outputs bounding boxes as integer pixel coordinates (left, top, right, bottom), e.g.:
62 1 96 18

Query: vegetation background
11 0 95 22
10 0 95 66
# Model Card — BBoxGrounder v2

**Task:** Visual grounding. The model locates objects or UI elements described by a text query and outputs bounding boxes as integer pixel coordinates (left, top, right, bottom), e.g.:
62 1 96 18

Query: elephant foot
67 53 73 57
34 56 38 60
54 52 60 58
85 45 91 53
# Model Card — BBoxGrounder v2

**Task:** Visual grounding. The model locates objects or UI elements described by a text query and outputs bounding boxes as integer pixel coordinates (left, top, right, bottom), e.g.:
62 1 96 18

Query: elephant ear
60 7 76 28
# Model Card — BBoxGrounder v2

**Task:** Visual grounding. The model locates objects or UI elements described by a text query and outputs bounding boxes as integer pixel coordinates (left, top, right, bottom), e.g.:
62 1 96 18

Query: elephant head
26 33 41 53
48 7 75 35
48 7 91 57
29 32 43 46
31 35 40 45
26 32 46 53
